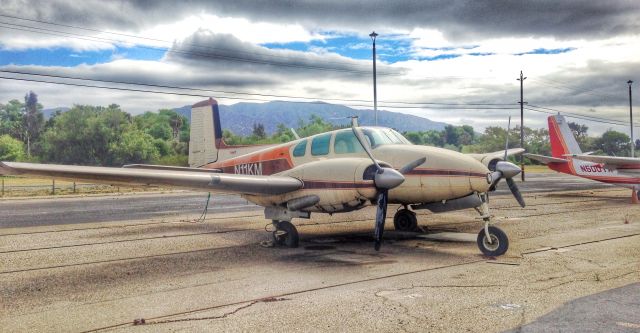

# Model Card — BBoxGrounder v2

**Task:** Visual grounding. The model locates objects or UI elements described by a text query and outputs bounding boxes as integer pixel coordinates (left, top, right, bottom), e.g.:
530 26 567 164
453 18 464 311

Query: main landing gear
271 220 299 248
475 193 509 256
393 207 418 231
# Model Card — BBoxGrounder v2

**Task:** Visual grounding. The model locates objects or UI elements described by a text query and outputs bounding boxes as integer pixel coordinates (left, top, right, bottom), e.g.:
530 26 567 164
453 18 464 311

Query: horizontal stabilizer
523 153 568 164
569 154 640 166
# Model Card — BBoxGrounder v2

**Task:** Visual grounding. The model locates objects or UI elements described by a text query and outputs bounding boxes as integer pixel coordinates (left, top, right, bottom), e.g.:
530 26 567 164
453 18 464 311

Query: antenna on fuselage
290 128 300 140
349 115 359 127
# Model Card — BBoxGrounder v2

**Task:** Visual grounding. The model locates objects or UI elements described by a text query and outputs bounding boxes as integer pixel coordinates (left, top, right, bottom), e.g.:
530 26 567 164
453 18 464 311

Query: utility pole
370 31 378 126
629 80 634 157
517 71 527 181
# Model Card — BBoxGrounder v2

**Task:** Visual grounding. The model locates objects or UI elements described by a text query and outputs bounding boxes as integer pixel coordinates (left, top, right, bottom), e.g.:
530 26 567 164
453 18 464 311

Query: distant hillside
45 102 448 136
173 101 447 136
42 107 70 119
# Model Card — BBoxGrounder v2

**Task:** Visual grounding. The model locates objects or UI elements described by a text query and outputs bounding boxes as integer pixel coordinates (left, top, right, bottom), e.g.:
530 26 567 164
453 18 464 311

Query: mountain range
172 101 447 136
44 101 448 136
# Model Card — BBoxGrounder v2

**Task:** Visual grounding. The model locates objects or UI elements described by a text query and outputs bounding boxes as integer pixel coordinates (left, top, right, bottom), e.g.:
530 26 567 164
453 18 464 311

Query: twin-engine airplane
0 98 526 256
526 114 640 203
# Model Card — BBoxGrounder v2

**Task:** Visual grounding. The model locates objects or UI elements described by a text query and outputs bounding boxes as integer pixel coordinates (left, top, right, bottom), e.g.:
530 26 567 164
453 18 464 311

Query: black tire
393 209 418 231
477 226 509 256
277 221 299 248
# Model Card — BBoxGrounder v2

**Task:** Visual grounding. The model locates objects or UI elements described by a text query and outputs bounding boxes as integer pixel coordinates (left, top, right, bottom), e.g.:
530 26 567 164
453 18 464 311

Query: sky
0 0 639 135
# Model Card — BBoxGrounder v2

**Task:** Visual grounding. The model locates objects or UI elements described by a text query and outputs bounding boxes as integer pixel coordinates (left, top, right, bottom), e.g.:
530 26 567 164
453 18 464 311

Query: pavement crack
135 297 288 326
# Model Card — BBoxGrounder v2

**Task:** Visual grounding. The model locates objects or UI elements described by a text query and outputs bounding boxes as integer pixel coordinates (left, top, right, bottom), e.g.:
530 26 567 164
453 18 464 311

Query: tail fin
548 115 582 158
189 98 222 167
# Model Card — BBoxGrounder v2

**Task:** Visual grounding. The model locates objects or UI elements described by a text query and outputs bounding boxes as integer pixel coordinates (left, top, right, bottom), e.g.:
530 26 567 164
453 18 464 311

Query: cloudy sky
1 0 639 134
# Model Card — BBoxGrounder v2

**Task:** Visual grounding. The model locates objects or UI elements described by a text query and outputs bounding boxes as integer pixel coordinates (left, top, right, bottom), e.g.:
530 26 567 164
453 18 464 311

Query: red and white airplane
525 114 640 202
1 98 526 256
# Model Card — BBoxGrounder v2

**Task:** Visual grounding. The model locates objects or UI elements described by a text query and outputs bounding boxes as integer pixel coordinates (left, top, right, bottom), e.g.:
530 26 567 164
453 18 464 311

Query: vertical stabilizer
548 115 582 157
189 98 222 167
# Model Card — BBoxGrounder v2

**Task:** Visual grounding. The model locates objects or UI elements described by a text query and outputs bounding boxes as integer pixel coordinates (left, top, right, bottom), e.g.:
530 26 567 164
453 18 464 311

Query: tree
252 123 266 139
23 91 44 158
568 121 590 149
0 100 25 140
109 129 159 165
0 134 25 161
594 130 630 156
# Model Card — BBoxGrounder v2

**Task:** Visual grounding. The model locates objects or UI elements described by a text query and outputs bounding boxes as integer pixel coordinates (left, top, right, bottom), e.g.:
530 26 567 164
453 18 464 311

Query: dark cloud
164 31 402 83
3 0 639 40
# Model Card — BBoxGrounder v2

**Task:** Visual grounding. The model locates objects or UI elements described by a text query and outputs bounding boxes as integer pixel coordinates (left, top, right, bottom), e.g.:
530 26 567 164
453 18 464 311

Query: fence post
73 182 76 193
1 178 4 197
52 179 56 195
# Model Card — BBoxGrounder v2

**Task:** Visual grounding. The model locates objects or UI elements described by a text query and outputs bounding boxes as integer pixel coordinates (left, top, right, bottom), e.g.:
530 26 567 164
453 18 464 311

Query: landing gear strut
271 220 299 248
393 208 418 231
475 193 509 256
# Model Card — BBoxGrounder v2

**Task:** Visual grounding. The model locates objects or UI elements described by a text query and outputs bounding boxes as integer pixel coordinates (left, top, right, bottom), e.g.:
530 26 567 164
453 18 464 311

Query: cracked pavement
1 181 639 332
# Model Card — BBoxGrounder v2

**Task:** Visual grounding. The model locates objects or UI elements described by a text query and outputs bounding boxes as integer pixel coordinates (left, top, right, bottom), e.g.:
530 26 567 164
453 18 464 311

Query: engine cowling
280 158 379 213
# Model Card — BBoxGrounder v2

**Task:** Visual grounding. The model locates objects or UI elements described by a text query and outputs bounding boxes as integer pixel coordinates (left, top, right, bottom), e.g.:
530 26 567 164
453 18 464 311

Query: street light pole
629 80 634 157
370 31 378 126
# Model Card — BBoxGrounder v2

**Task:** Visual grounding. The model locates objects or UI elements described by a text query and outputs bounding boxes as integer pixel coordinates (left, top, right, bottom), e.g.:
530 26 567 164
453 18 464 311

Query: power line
0 75 519 111
529 77 620 100
0 69 516 107
525 105 640 127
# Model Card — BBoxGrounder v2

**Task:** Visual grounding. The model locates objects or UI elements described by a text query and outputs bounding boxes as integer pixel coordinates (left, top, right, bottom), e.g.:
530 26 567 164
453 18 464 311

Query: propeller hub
374 168 405 190
495 161 522 179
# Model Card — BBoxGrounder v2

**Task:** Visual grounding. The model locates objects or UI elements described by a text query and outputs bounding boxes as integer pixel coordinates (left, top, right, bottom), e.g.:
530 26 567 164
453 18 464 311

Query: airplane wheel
393 209 418 231
273 221 299 248
477 226 508 256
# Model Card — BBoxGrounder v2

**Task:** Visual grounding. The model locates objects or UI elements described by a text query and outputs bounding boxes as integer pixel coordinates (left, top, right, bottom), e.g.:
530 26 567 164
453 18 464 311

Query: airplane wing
0 161 302 195
523 153 568 164
568 154 640 166
467 148 525 163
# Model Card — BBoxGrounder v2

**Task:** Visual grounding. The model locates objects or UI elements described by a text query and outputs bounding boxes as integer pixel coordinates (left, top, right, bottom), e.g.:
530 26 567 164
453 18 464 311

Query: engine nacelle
278 158 379 213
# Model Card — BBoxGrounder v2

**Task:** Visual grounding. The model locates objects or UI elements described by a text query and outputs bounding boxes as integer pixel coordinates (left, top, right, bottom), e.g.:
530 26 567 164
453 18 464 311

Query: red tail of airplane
548 115 582 158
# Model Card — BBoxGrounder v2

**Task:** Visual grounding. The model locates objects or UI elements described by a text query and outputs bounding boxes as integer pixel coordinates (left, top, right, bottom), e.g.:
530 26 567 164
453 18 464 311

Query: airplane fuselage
549 158 640 189
204 127 492 213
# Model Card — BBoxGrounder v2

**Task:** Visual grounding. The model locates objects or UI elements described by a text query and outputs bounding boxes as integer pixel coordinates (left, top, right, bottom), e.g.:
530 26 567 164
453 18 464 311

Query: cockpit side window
292 140 307 157
334 130 365 154
311 133 331 156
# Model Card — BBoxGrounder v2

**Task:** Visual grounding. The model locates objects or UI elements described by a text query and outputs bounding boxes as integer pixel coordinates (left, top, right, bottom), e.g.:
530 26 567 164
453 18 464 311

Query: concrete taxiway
0 173 639 332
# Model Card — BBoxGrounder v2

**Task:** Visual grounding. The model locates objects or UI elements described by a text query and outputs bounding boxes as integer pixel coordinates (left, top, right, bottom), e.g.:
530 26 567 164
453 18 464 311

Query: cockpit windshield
361 128 412 147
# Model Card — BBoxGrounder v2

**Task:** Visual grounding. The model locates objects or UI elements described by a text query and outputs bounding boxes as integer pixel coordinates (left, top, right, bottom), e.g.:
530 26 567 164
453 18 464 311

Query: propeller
351 122 426 250
488 116 526 207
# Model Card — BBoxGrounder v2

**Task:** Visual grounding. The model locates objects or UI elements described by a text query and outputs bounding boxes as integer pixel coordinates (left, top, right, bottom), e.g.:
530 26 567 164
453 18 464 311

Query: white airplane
1 98 525 256
526 114 640 202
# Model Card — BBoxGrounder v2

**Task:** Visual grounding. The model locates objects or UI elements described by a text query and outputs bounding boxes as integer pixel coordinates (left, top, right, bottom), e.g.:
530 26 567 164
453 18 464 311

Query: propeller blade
352 126 381 172
374 190 388 251
506 178 526 207
488 171 502 191
398 157 427 175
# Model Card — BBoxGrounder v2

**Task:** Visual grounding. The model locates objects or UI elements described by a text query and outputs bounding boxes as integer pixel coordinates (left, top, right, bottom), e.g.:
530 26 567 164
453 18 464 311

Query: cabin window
292 140 307 157
334 130 365 154
311 133 331 156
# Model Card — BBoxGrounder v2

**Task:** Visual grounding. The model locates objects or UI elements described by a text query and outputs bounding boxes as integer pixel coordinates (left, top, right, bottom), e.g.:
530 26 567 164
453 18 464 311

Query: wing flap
523 153 568 164
0 162 301 195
